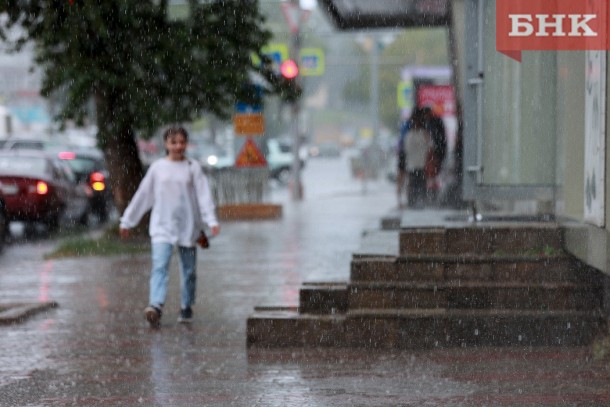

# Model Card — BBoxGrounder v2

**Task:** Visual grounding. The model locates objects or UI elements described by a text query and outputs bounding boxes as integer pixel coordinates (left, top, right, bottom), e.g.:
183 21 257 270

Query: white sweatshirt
120 158 218 247
404 129 433 171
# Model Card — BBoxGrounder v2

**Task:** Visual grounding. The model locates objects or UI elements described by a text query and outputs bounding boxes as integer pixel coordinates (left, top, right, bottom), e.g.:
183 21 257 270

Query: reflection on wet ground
0 156 609 406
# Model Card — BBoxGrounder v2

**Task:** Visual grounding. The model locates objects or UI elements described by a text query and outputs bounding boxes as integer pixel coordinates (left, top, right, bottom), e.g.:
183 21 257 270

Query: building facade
454 0 610 275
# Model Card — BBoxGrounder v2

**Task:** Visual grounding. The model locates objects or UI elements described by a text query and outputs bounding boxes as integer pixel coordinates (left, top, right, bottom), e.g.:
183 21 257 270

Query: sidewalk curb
218 203 282 220
0 301 59 325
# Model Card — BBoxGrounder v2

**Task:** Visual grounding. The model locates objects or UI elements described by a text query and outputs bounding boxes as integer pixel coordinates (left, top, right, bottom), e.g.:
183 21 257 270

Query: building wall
555 52 586 220
556 51 610 274
453 0 610 274
449 0 465 108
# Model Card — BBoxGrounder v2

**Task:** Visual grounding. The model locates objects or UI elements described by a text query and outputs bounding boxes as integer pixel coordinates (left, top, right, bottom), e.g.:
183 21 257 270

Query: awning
318 0 450 30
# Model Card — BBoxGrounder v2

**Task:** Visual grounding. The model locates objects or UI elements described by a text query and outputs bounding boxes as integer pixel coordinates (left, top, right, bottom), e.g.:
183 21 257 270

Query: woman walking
119 126 220 327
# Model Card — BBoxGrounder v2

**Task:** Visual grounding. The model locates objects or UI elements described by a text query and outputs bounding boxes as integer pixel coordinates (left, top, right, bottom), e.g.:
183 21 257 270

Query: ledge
217 203 282 221
0 301 59 325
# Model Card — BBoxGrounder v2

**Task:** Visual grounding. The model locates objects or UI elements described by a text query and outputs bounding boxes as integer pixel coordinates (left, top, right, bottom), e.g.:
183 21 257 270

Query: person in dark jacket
422 106 447 203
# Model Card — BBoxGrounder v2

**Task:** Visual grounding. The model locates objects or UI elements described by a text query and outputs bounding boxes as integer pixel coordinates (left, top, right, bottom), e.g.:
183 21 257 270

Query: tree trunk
95 91 144 216
105 126 144 215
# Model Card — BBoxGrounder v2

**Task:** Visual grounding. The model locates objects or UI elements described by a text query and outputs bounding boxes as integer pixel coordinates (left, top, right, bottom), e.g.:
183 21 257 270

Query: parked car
189 141 234 171
56 149 112 222
309 142 342 158
265 138 307 184
0 138 47 151
0 150 90 231
0 194 7 251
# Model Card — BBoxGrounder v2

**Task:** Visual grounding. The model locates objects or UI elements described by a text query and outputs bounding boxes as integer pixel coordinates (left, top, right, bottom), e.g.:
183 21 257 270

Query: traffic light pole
289 1 303 201
290 97 303 200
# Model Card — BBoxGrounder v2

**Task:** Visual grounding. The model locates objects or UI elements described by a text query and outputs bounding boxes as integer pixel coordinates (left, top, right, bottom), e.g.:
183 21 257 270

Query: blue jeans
150 243 197 310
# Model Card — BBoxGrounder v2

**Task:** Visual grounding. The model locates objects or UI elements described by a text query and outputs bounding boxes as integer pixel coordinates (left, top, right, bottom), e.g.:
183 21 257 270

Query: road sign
397 80 414 110
251 43 289 70
235 102 262 114
235 84 263 114
235 138 267 167
299 48 325 76
262 43 289 66
281 2 311 34
233 113 265 136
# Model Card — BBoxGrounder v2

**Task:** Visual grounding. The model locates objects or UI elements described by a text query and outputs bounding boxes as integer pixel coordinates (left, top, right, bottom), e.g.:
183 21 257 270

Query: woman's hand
119 228 130 239
210 225 220 237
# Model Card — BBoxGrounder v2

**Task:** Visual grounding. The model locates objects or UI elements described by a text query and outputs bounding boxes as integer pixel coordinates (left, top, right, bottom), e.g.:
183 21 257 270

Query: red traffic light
280 59 299 79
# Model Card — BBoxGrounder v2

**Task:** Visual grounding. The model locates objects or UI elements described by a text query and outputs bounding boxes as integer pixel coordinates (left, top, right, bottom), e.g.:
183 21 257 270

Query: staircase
247 223 606 348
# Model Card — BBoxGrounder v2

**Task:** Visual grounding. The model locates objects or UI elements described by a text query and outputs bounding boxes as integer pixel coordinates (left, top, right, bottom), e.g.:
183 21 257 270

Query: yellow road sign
235 138 267 167
233 113 265 136
299 48 325 76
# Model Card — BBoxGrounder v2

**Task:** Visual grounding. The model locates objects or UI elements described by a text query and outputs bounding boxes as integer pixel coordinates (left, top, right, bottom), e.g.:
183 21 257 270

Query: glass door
463 0 557 202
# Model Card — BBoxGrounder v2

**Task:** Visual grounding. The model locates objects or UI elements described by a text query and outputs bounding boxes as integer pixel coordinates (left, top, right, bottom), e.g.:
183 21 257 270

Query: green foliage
46 235 149 259
0 0 295 143
492 245 565 257
384 28 449 67
0 0 299 213
46 223 149 259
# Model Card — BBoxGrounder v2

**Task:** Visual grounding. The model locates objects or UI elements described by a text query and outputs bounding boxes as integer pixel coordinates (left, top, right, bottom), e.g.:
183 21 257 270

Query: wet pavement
1 154 610 406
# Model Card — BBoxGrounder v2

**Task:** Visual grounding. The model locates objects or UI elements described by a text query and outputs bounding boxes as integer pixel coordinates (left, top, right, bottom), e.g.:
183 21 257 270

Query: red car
57 149 112 222
0 194 7 251
0 150 90 232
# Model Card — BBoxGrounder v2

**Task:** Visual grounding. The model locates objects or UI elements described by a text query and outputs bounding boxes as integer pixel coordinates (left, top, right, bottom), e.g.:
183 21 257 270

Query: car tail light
58 151 76 160
90 172 106 191
28 180 49 195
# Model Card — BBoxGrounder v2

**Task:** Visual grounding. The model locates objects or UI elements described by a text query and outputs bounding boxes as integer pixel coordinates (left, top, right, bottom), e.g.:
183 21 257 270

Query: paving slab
0 157 608 406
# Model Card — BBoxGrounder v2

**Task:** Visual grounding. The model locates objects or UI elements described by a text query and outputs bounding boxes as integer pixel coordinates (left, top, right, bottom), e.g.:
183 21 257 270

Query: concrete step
248 222 605 349
247 308 605 348
347 281 602 311
351 256 594 283
247 309 345 348
400 224 563 256
299 282 348 315
345 308 605 348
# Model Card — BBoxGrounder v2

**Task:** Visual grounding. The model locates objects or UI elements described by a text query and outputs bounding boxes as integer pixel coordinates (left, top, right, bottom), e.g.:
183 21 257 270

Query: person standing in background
404 109 433 208
396 115 411 208
422 106 447 203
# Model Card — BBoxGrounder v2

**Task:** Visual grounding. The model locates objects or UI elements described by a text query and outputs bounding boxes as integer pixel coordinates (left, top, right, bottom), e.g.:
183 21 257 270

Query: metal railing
207 167 270 206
